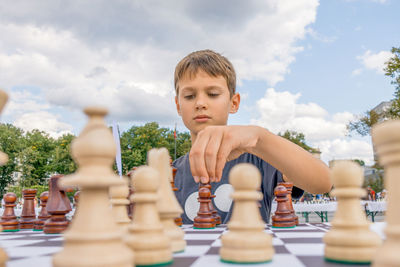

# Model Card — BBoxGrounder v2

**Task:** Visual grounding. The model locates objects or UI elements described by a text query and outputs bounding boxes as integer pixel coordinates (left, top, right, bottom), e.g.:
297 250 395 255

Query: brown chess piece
20 188 37 229
203 183 221 225
278 182 298 225
1 192 19 231
33 191 51 231
73 191 80 208
171 166 183 226
193 185 216 229
271 185 296 228
44 175 72 234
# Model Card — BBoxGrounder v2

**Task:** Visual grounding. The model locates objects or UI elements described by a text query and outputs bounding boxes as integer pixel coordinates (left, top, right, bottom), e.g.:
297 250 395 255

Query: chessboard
0 222 386 267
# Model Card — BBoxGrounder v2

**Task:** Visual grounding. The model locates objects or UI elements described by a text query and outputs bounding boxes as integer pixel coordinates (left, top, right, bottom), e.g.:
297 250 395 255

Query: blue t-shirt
173 152 298 224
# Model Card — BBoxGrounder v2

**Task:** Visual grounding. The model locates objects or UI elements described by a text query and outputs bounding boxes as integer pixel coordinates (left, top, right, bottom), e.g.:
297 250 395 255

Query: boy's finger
204 130 223 182
215 135 232 182
189 130 211 182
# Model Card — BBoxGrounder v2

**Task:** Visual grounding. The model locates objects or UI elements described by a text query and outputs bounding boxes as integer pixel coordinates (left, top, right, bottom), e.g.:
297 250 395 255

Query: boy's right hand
189 125 261 184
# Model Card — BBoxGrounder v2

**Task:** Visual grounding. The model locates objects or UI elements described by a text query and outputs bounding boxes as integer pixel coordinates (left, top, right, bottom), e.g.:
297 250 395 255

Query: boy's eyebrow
180 85 225 93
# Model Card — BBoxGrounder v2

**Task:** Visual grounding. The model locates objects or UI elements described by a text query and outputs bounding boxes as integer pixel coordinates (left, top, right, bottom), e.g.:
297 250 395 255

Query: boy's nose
195 96 207 110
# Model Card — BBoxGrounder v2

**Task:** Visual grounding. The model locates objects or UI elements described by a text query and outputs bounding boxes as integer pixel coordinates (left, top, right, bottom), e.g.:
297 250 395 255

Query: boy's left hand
189 125 260 184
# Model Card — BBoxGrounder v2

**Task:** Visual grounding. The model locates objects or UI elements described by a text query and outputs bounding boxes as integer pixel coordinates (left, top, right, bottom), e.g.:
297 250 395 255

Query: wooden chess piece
109 176 131 231
171 165 183 227
126 167 137 220
52 107 133 267
73 190 80 208
0 89 9 266
1 192 19 231
148 148 185 253
371 120 400 267
33 191 50 231
20 188 37 229
126 166 173 266
323 161 381 264
220 163 274 263
278 182 298 225
44 175 72 234
193 184 215 229
272 185 296 228
203 183 221 225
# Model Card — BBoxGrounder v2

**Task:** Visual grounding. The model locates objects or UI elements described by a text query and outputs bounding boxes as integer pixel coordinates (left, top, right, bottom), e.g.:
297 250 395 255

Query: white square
1 240 43 248
274 232 325 238
5 246 62 258
184 234 221 240
285 243 324 256
8 256 53 267
174 245 211 257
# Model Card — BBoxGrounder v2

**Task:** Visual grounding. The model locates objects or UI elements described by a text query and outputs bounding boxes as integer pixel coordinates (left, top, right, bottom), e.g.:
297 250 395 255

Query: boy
173 50 332 224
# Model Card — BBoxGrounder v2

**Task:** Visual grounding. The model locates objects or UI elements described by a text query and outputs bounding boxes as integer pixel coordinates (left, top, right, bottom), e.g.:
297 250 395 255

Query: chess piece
0 89 9 266
323 161 381 264
109 177 131 231
126 167 137 220
204 183 221 225
1 192 19 231
52 107 133 267
193 184 216 229
220 163 274 263
171 166 183 227
148 148 185 253
126 166 173 266
73 190 80 208
371 120 400 267
33 191 50 231
272 185 296 228
20 188 37 229
278 182 298 225
44 175 72 234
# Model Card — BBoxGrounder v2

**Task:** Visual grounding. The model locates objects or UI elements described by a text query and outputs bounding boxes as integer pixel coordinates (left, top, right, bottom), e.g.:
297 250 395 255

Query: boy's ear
229 93 240 114
175 96 182 116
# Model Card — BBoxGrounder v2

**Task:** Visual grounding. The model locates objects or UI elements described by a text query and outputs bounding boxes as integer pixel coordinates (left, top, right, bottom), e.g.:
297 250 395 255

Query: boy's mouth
194 115 211 122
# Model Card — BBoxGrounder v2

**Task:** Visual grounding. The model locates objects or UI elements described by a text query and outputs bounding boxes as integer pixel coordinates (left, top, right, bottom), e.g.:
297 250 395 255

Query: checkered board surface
0 223 384 267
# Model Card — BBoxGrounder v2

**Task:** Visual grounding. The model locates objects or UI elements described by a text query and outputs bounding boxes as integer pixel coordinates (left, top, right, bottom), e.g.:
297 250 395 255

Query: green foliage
348 47 400 136
120 122 191 174
0 124 25 198
6 184 48 200
353 159 365 166
364 174 384 193
50 134 77 175
19 130 56 187
278 130 319 153
0 122 190 193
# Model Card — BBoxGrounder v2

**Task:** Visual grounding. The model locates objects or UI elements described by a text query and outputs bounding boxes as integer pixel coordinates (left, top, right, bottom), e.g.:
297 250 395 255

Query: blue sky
0 0 398 165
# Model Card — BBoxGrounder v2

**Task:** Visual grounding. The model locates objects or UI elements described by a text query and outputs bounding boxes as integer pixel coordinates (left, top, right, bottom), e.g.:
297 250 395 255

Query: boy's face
175 69 240 138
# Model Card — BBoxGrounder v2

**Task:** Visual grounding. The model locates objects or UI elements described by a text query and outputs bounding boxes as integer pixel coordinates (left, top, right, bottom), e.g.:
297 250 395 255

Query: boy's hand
189 125 260 184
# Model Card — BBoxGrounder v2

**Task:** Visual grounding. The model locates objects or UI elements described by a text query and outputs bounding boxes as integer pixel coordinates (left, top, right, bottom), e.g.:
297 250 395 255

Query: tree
19 130 56 187
48 134 77 175
0 124 25 197
120 122 191 173
278 130 319 153
348 47 400 136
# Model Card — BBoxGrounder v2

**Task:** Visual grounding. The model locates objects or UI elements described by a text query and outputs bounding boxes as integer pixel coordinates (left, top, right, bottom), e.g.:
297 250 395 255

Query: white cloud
0 0 319 128
356 50 392 74
14 111 73 138
250 88 373 164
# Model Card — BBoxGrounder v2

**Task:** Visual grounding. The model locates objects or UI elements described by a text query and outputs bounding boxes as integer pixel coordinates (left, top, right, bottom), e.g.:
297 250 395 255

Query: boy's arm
189 125 332 194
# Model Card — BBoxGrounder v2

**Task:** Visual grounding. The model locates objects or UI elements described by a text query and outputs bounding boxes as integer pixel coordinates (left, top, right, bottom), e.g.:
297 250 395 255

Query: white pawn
110 177 131 232
220 163 274 263
148 148 186 253
324 161 381 264
125 166 173 266
372 120 400 267
53 107 134 267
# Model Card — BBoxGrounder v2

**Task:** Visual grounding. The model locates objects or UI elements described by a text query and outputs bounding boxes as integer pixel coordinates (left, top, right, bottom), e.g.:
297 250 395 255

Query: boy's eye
208 93 220 97
184 94 195 100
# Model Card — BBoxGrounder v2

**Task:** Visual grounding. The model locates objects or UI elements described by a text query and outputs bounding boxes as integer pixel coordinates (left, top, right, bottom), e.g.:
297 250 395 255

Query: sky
0 0 399 165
